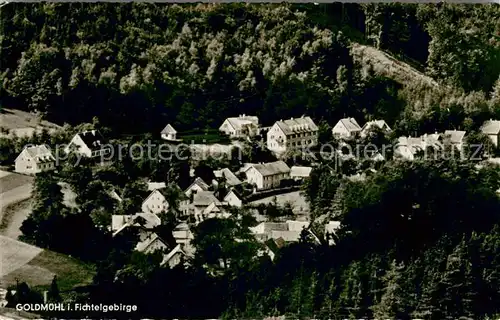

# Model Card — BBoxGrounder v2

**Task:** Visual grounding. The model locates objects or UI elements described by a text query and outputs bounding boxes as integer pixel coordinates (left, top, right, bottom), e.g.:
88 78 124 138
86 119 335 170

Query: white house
223 189 243 208
219 115 259 138
360 120 392 137
332 118 362 138
481 120 500 147
395 134 443 161
65 130 111 158
243 161 291 190
14 145 56 175
443 130 466 150
136 233 169 254
141 189 170 215
267 116 319 154
290 166 313 181
184 177 210 198
191 191 221 219
161 124 177 141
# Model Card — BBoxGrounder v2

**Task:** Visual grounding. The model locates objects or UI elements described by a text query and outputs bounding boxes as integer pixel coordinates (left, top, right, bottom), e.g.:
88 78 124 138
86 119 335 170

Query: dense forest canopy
1 3 499 134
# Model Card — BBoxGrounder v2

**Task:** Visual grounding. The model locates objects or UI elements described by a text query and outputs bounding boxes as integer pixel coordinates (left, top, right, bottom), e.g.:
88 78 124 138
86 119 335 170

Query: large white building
266 116 319 154
243 161 291 190
14 145 56 175
219 115 259 138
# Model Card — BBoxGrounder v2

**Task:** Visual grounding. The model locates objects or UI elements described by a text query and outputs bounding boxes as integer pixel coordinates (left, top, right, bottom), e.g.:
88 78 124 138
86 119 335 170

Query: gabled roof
15 145 55 163
161 244 186 267
481 120 500 135
362 120 391 132
111 212 161 236
203 201 227 215
161 124 177 134
274 116 318 136
224 189 242 201
290 166 313 178
223 115 259 132
142 189 168 206
270 230 301 242
136 233 168 253
250 222 289 234
75 130 107 151
249 161 290 177
286 220 310 232
192 191 220 206
338 118 362 132
214 168 242 186
444 130 466 144
185 177 210 195
147 182 167 191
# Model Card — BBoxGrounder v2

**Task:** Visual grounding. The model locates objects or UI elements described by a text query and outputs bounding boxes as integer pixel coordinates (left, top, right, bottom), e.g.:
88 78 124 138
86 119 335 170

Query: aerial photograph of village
0 2 499 319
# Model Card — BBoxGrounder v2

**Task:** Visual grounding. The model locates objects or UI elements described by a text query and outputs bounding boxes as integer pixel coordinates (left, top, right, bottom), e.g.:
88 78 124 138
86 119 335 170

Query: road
0 171 34 239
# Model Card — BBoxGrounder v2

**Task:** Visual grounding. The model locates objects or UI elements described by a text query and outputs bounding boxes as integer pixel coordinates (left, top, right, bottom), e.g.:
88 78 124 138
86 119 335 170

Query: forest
1 3 499 135
2 3 500 319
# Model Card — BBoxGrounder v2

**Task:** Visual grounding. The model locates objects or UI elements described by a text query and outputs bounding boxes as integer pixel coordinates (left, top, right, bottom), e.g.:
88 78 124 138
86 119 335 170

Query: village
6 112 500 271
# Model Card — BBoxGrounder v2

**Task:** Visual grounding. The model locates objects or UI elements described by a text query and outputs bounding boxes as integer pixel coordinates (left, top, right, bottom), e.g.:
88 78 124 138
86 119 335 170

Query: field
0 108 60 138
0 236 94 291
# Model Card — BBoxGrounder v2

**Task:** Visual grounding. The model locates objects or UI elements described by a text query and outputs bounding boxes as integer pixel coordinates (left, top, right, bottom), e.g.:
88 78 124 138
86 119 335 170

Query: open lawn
0 236 94 291
0 108 60 138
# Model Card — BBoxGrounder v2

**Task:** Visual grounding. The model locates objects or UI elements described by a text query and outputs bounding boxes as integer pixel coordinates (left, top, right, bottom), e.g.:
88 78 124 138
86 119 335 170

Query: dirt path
0 172 34 239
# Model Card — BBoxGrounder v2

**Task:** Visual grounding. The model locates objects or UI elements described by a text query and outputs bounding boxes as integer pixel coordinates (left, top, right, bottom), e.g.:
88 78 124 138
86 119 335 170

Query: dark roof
77 130 107 151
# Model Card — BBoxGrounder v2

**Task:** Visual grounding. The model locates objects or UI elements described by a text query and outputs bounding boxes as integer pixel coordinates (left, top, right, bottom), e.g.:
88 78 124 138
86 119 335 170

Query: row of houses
15 130 109 174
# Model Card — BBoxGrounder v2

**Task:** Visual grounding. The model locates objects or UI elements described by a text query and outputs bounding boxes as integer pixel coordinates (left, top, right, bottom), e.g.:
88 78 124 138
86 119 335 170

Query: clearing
0 236 94 291
249 191 310 215
0 108 60 138
350 43 439 89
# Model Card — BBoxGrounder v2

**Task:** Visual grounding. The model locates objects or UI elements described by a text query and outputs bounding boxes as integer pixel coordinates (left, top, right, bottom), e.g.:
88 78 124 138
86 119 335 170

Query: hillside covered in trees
1 3 499 135
2 3 500 320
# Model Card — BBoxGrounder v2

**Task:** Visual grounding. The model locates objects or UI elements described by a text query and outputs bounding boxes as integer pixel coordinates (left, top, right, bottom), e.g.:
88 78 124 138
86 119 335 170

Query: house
173 222 194 254
443 130 466 150
243 161 291 190
395 134 443 161
481 120 500 147
223 189 243 208
219 115 259 138
267 116 319 154
161 124 177 141
162 244 187 268
65 130 111 158
332 118 362 138
14 145 56 175
361 120 392 137
290 166 313 181
201 201 230 221
184 177 210 198
250 221 310 243
213 168 242 186
141 189 170 215
136 232 169 253
191 191 222 219
111 212 161 237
